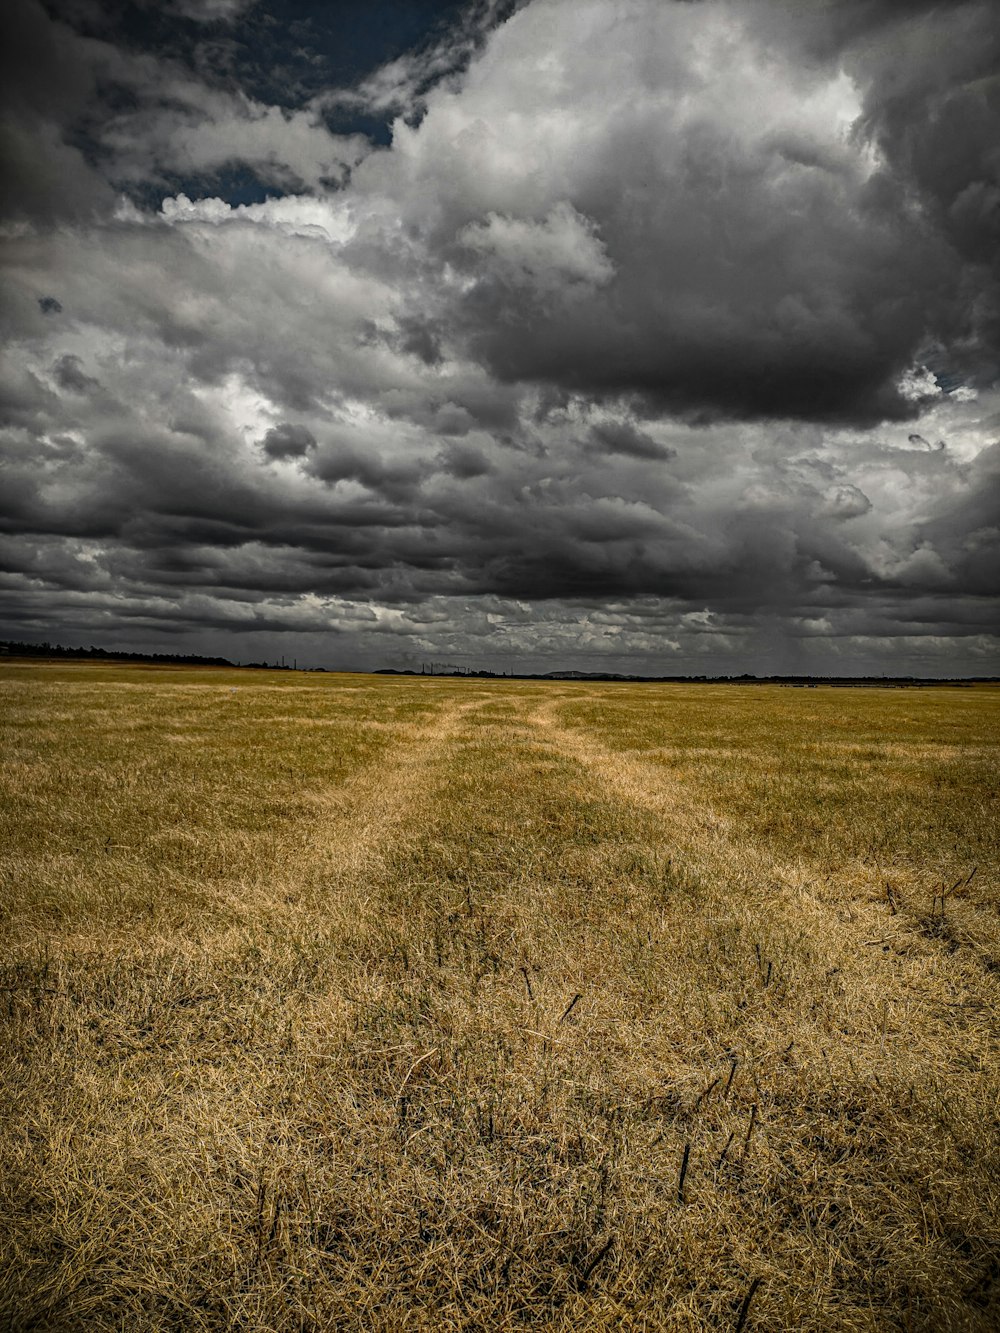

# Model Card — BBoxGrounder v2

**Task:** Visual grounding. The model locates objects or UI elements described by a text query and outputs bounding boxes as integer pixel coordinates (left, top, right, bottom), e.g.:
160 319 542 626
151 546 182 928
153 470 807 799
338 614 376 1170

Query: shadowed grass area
1 664 998 1330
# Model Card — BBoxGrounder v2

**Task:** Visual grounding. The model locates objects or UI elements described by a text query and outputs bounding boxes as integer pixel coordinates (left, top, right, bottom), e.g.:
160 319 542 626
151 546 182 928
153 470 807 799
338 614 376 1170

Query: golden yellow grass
2 663 998 1331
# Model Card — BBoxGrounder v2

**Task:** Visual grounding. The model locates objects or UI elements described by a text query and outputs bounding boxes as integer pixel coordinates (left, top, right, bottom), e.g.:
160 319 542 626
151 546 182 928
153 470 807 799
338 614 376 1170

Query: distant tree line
0 640 332 671
0 639 239 667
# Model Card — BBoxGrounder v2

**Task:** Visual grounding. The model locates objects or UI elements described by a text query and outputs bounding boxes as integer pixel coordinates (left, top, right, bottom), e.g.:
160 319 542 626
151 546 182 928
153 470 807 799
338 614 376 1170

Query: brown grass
1 663 998 1330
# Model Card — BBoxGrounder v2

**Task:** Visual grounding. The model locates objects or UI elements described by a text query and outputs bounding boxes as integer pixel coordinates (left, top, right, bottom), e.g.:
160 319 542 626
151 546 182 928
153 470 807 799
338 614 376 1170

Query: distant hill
375 665 990 686
3 642 992 684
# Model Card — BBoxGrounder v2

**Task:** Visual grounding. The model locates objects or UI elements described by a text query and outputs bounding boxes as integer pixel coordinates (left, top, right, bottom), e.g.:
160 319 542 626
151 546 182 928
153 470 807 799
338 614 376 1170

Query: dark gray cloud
0 0 997 673
908 433 945 453
761 0 1000 391
351 0 987 428
587 422 675 462
52 353 98 393
260 422 316 459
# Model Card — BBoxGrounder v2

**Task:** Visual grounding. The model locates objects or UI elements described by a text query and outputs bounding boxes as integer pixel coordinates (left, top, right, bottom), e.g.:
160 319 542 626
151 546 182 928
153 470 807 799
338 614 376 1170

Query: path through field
2 667 999 1331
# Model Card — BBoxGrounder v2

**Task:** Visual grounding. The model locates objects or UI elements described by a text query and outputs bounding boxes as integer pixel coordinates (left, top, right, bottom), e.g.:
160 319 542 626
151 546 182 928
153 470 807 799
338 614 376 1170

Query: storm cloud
0 0 997 673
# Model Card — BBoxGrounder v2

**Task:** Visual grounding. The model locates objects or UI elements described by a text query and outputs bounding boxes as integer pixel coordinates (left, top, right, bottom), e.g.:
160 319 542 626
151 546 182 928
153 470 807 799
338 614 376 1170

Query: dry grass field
1 663 998 1331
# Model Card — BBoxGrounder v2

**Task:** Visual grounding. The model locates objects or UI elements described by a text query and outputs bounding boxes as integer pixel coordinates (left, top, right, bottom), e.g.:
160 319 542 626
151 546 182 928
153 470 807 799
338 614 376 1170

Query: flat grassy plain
2 663 998 1331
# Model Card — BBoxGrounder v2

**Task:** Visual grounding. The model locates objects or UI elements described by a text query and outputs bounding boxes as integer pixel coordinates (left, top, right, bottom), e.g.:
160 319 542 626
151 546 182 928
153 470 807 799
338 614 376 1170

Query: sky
1 0 998 675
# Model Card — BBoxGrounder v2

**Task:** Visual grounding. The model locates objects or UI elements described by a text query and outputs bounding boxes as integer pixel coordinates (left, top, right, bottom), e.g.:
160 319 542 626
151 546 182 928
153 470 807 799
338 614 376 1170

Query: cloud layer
1 0 998 672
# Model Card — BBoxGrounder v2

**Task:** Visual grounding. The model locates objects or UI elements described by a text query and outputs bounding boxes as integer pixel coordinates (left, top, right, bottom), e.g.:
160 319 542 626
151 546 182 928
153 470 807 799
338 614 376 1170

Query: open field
2 663 999 1331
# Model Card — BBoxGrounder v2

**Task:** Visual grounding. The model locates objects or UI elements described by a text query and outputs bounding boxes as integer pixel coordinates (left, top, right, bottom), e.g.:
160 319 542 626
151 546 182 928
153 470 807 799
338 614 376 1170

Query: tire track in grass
146 689 489 939
530 689 1000 1106
0 680 485 953
518 690 1000 1333
298 692 489 899
0 691 502 1333
289 693 788 1331
528 690 1000 986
